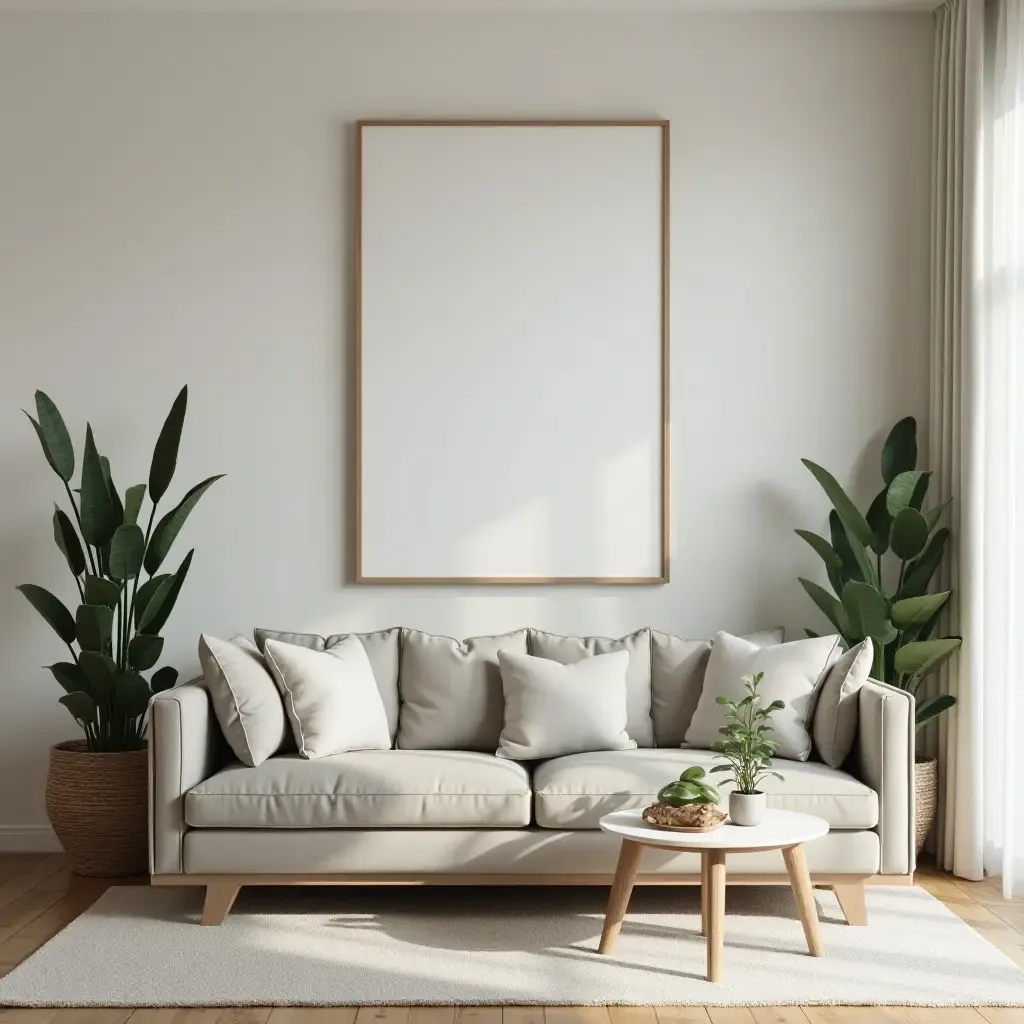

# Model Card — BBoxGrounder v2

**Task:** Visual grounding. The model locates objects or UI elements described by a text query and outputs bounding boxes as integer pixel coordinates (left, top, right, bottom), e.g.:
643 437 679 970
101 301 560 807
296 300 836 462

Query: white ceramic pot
729 791 766 827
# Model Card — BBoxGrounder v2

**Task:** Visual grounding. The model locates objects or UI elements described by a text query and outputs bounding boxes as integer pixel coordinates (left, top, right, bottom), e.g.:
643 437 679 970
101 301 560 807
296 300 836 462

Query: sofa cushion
528 628 654 747
813 638 874 768
185 750 531 828
397 629 528 751
532 748 877 830
253 626 400 742
650 627 785 747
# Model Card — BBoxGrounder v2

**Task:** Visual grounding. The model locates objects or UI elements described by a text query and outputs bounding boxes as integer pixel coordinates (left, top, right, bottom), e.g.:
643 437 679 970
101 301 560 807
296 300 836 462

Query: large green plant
709 672 786 793
797 416 960 730
17 387 223 751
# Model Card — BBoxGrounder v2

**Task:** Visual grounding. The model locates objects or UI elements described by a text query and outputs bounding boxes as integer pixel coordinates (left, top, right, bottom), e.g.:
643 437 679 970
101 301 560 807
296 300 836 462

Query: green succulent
17 387 224 751
797 417 960 731
657 765 720 807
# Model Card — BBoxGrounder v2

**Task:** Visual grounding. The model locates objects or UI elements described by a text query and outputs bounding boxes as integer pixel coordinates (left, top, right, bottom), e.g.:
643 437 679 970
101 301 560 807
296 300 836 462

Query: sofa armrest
149 680 225 875
855 678 915 875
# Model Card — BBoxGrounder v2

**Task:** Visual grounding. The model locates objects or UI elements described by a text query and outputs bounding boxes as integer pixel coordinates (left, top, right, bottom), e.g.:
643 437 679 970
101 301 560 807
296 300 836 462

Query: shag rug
0 884 1022 1007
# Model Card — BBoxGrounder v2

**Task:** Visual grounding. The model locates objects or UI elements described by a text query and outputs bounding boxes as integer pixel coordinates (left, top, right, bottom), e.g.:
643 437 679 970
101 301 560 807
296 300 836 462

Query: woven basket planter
914 755 939 854
45 741 149 877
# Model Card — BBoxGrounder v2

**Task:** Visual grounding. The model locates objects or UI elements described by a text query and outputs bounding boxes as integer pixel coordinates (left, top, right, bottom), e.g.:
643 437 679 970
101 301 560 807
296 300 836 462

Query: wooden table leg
706 848 726 982
598 839 644 954
783 843 824 956
700 851 710 937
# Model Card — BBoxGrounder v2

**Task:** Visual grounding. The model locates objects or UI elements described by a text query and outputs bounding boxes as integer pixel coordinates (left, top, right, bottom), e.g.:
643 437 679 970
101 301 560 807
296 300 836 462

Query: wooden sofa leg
201 883 240 926
833 883 868 926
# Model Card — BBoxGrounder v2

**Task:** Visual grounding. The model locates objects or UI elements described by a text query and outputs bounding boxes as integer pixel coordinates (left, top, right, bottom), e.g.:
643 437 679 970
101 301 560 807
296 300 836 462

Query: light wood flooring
0 854 1022 1024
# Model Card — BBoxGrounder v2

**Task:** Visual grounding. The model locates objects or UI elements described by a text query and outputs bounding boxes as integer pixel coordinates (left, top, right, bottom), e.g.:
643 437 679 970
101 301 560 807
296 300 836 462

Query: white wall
0 11 932 839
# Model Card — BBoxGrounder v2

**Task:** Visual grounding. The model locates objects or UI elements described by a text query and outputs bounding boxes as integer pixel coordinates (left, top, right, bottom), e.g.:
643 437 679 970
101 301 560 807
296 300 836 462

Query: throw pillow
527 628 654 747
396 629 528 750
684 631 842 761
263 636 391 759
812 638 874 768
198 634 290 767
651 627 785 746
496 649 636 760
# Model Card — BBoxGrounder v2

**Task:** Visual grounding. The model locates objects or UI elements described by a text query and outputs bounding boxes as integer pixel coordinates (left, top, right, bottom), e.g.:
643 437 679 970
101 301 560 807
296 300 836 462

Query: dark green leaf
79 652 117 698
925 498 952 534
79 425 117 547
143 475 223 574
910 472 931 510
128 633 163 671
99 456 124 527
140 549 193 635
83 574 120 609
804 628 820 638
802 459 874 549
75 603 113 654
124 484 146 527
842 581 896 643
133 573 172 629
150 665 178 692
890 507 930 560
894 637 962 682
108 524 145 582
48 662 89 695
886 471 930 516
916 694 957 728
33 391 75 481
708 764 733 774
149 386 188 504
865 488 892 556
830 511 868 584
881 416 917 484
52 506 86 577
59 691 97 724
16 584 76 644
901 528 950 598
794 529 843 572
890 592 951 630
799 577 849 635
115 672 153 717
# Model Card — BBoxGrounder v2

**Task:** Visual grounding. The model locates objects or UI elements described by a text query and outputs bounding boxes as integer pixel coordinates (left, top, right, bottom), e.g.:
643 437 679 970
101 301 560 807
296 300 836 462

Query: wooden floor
1 854 1023 1024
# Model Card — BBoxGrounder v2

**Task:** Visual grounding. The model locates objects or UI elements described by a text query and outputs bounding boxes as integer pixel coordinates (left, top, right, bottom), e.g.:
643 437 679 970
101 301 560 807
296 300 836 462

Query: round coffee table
598 807 830 982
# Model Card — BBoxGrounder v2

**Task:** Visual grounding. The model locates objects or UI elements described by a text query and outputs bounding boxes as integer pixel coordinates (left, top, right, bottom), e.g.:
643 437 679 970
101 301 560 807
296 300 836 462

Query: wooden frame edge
354 119 670 585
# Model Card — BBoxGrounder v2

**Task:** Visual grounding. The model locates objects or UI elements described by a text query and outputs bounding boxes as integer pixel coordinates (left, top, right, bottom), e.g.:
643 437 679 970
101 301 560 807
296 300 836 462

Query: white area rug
1 884 1022 1007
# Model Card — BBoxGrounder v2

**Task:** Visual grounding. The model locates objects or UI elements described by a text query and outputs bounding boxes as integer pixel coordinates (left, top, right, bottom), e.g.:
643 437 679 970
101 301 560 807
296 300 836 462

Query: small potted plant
643 766 727 831
709 672 785 826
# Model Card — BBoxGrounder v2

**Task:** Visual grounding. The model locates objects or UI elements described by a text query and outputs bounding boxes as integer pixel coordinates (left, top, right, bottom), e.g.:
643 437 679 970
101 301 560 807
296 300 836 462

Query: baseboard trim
0 825 62 852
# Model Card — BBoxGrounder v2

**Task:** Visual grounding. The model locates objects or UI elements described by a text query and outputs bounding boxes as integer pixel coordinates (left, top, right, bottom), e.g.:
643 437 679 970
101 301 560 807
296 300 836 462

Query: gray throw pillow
397 629 529 750
812 638 873 767
528 628 654 747
684 631 842 761
496 650 636 760
198 634 290 767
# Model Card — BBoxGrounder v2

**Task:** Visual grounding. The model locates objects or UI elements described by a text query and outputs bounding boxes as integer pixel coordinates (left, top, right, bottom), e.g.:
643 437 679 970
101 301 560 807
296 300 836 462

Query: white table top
599 808 829 850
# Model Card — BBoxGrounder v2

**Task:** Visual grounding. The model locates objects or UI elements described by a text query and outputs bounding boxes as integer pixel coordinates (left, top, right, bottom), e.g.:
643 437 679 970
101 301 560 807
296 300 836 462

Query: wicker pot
45 741 149 877
915 755 938 854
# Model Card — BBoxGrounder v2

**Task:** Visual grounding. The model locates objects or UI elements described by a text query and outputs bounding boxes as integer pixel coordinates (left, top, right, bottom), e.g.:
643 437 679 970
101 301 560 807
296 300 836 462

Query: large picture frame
356 119 669 584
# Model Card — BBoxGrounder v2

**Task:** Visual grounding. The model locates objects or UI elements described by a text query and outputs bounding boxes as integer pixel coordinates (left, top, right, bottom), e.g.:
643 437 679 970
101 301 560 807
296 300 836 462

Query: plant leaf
34 391 75 481
78 652 117 695
52 506 86 577
916 694 957 728
679 766 706 782
140 549 193 635
150 665 178 692
890 592 951 630
124 484 146 527
79 425 117 547
894 637 961 681
115 671 153 718
16 584 76 644
865 487 892 556
794 529 843 572
149 386 188 505
133 574 172 629
108 524 145 582
798 577 849 635
99 456 124 527
900 528 950 598
48 661 90 695
829 511 868 584
83 574 121 609
887 471 930 516
802 459 874 550
59 691 97 724
841 581 896 644
144 475 223 574
925 497 952 534
128 633 163 671
75 603 113 654
890 507 930 560
881 416 918 484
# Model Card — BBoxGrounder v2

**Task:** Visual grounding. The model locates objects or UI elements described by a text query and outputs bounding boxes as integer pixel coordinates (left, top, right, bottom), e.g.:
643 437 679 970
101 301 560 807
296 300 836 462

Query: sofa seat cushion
532 749 878 830
185 750 531 828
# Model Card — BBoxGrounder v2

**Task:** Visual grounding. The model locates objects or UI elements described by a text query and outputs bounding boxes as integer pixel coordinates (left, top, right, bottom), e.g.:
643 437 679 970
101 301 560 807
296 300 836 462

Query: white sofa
148 626 915 924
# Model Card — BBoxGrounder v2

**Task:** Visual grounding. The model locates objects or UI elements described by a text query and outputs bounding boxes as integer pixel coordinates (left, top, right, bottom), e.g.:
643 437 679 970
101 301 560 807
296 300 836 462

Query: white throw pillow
496 649 637 760
684 631 842 761
198 634 290 767
812 638 874 768
263 637 391 759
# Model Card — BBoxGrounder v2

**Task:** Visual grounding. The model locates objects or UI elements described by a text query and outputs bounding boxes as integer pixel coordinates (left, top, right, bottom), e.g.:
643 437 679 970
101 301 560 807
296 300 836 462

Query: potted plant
796 416 961 850
709 672 785 826
18 387 222 876
644 766 726 831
